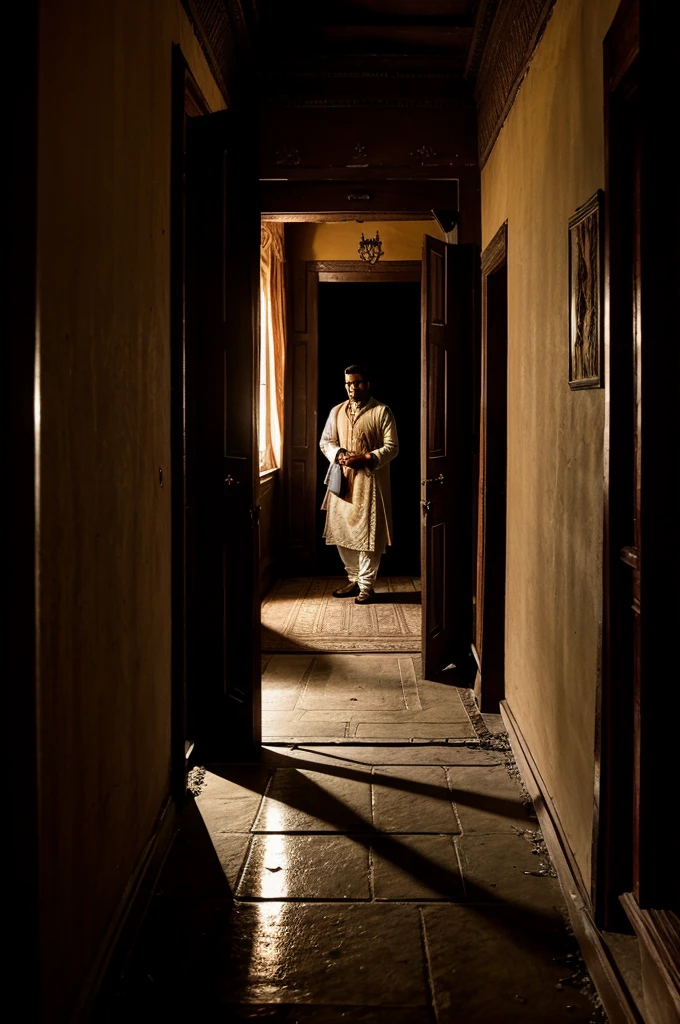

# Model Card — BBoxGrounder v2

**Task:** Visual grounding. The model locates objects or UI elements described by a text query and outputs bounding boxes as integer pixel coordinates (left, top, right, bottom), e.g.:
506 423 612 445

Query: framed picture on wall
568 189 604 389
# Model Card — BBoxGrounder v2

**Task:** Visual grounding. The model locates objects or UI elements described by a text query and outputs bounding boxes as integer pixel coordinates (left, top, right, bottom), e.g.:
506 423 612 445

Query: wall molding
500 700 644 1024
77 796 178 1021
480 219 507 274
310 259 421 284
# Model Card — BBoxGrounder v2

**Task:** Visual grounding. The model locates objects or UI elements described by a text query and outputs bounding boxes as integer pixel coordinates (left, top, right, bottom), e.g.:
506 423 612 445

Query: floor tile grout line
230 827 518 836
292 654 318 713
232 834 256 897
231 896 513 906
444 764 465 835
452 835 468 900
264 739 477 745
230 897 567 907
368 840 375 901
264 749 498 763
248 830 466 836
418 905 440 1024
233 771 277 894
263 739 483 747
249 769 276 831
232 897 479 905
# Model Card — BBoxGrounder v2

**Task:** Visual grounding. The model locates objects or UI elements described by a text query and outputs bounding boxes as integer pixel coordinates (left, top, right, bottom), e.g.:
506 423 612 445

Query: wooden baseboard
620 894 680 1024
74 795 178 1022
500 700 644 1024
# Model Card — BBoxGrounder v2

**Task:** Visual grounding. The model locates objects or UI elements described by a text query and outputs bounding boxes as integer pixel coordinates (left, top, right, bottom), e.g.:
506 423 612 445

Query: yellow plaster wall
286 219 444 262
480 0 620 890
36 1 224 1015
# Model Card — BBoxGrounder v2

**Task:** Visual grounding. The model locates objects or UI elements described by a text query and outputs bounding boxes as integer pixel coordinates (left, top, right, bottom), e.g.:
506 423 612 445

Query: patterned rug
261 577 421 653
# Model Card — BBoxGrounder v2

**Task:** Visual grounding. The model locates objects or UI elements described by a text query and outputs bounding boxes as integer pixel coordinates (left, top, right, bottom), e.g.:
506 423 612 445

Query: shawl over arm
319 403 346 464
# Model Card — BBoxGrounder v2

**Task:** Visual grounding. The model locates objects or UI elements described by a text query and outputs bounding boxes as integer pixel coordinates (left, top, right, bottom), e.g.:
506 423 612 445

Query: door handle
421 500 432 515
422 473 445 485
620 545 639 568
224 474 241 486
250 505 261 526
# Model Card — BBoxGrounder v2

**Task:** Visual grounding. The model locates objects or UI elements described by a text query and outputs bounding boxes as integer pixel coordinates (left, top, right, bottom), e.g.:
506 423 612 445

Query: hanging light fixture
357 229 383 265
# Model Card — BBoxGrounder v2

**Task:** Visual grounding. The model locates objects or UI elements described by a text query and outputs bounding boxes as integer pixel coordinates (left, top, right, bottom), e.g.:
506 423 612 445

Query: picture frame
568 189 604 389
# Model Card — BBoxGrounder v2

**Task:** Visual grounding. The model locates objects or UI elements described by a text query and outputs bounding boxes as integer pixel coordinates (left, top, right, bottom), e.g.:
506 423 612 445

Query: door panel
421 237 476 679
185 109 261 759
282 264 318 573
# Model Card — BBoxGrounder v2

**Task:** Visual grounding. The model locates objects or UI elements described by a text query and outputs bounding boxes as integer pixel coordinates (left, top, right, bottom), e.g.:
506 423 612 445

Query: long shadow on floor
101 796 253 1020
104 752 583 1019
253 747 524 818
203 751 564 954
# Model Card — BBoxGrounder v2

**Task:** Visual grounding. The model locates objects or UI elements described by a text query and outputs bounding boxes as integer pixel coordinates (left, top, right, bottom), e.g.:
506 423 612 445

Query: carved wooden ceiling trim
469 0 558 168
180 0 258 104
465 0 501 82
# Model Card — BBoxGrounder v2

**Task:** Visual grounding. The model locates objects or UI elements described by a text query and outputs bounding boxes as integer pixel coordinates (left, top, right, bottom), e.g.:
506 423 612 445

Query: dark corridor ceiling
183 0 557 170
252 0 490 182
255 0 483 72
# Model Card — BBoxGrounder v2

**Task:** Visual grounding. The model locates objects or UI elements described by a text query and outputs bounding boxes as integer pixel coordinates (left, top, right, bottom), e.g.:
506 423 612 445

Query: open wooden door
421 236 476 680
185 109 261 760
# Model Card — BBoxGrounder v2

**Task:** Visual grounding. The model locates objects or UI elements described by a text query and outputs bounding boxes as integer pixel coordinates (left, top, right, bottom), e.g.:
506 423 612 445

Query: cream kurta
319 397 399 554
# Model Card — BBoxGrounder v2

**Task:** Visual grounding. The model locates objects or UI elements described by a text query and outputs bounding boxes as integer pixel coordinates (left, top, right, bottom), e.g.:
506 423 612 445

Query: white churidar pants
337 546 381 593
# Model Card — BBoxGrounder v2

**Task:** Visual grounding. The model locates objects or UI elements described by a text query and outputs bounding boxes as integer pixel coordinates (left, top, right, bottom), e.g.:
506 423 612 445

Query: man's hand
339 451 373 468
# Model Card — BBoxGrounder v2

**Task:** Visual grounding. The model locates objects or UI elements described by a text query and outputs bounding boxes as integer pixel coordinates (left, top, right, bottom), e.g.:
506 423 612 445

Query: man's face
345 373 370 403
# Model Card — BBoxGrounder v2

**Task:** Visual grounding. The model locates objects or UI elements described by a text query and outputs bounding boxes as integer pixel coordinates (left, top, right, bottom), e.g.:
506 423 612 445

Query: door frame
473 222 508 712
420 239 477 681
9 0 40 1009
595 0 678 937
282 259 421 575
169 46 211 794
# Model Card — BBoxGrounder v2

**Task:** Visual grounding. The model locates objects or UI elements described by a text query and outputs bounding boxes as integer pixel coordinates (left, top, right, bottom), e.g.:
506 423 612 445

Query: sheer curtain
259 223 286 472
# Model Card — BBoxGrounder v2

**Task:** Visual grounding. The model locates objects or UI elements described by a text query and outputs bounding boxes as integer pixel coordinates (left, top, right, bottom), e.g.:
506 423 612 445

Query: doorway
262 258 424 667
315 280 421 578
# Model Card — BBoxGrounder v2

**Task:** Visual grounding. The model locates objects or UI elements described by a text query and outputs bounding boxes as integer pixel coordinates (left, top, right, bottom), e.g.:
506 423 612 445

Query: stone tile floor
261 654 476 743
105 738 606 1022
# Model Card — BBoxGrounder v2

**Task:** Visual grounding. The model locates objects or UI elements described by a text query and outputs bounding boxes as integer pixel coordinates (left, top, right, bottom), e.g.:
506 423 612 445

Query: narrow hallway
106 681 605 1022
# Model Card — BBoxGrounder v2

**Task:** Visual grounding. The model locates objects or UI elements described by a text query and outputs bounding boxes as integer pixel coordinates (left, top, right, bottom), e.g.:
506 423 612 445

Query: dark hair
344 364 369 381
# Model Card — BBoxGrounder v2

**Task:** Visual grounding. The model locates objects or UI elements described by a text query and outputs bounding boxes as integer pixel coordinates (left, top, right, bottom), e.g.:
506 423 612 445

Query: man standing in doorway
319 364 399 604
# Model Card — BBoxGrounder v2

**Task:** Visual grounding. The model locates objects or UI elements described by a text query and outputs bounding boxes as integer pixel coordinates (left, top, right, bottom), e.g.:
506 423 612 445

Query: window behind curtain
259 287 270 468
258 223 286 472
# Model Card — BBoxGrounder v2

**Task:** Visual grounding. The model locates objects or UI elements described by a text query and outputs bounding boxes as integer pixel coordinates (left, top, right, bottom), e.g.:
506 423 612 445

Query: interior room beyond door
315 280 421 578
